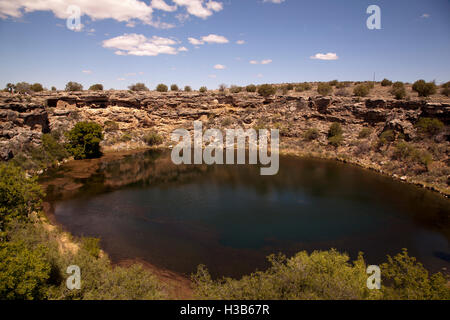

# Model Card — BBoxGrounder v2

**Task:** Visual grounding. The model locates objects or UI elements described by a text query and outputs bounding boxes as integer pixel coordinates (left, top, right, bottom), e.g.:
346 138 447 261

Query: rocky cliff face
1 90 449 193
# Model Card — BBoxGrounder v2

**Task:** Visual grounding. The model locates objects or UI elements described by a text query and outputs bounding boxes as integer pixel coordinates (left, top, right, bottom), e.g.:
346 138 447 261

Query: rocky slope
1 90 449 194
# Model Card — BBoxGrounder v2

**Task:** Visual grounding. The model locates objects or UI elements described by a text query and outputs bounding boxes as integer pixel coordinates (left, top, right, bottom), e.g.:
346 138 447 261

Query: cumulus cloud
249 59 272 64
214 64 226 70
102 33 179 56
151 0 177 12
261 59 272 64
188 34 228 45
236 40 245 45
178 46 188 52
173 0 223 19
188 37 204 45
310 52 339 60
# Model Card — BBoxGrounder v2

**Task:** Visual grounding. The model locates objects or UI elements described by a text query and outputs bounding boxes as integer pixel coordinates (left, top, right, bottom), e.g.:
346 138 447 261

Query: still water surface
41 150 450 278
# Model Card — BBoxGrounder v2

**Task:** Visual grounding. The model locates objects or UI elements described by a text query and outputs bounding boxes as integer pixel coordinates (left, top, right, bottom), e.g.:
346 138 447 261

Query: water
41 150 450 278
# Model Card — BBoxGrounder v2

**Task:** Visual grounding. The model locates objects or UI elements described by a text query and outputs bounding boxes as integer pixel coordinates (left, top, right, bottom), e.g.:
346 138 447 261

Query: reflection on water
41 150 450 278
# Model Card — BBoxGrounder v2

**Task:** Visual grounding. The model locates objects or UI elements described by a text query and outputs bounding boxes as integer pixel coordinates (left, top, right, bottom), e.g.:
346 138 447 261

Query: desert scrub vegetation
412 80 437 97
415 118 444 136
245 84 257 92
230 85 243 93
378 129 396 146
143 131 163 146
390 82 407 100
218 84 227 93
353 84 370 97
65 122 103 160
199 86 207 93
327 122 343 147
128 83 149 92
317 82 333 96
88 84 103 91
295 82 312 92
303 128 320 141
441 81 450 97
257 84 276 97
381 79 393 87
156 84 168 92
358 127 372 139
392 141 433 169
31 83 44 92
192 249 449 300
170 84 179 91
184 86 192 92
65 82 83 92
104 121 119 132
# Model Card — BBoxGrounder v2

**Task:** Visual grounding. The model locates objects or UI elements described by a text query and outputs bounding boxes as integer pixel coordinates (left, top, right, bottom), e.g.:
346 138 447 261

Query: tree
89 84 104 91
51 86 57 91
15 82 32 94
0 241 51 300
390 82 406 99
257 84 276 97
353 84 370 97
170 84 179 91
317 82 332 96
381 79 393 86
0 163 44 232
199 86 207 93
31 83 44 92
412 80 437 97
128 83 149 92
218 84 227 92
5 83 16 93
246 84 257 92
65 82 83 92
441 81 450 97
65 122 104 160
184 86 192 92
156 84 168 92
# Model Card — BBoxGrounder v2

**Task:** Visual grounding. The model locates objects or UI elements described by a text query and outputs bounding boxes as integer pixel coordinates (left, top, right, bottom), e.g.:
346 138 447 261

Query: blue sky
0 0 449 90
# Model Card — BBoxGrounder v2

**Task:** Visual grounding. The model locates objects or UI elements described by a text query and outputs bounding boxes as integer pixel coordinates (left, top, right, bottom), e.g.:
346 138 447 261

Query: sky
0 0 449 90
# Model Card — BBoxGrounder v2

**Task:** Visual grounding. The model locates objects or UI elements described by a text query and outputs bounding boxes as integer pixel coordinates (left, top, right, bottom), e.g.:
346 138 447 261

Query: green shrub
295 83 312 92
230 85 242 93
328 80 339 87
41 133 69 162
65 122 103 160
415 118 444 136
379 129 395 145
119 133 132 142
104 121 119 132
353 84 370 97
285 83 294 90
390 82 406 99
15 82 32 94
184 86 192 92
156 84 168 92
440 81 450 97
144 131 163 146
246 84 257 92
81 237 101 258
328 135 343 147
218 84 227 92
257 84 276 97
317 83 332 96
51 86 57 91
199 86 207 93
128 83 149 92
328 122 343 138
304 128 320 141
89 84 103 91
0 163 43 232
170 84 179 91
65 82 83 92
358 128 372 139
412 80 437 97
393 141 432 167
381 79 393 87
31 83 44 92
0 240 51 299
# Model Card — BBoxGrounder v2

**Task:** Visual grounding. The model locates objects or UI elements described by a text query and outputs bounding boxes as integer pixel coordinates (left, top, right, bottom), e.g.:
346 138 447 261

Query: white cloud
263 0 285 3
209 74 217 78
249 59 272 65
103 33 179 56
188 34 228 46
214 64 226 70
420 13 430 19
178 46 188 52
173 0 223 19
151 0 177 12
310 52 339 60
82 70 92 74
117 78 125 81
236 40 245 45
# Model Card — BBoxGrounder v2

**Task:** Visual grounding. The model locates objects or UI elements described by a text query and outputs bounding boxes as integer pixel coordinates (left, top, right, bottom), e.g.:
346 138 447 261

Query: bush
199 86 207 93
295 82 312 92
257 84 276 97
379 129 395 145
328 80 339 87
65 122 103 160
412 80 437 97
353 84 370 97
81 237 101 258
218 84 227 92
317 83 332 96
15 82 32 94
170 84 179 91
104 121 119 132
304 128 319 141
51 86 57 91
89 84 103 91
440 81 450 97
285 83 294 91
393 141 433 167
335 88 349 96
65 82 83 92
246 84 257 92
415 118 444 136
328 122 343 138
0 240 51 299
381 79 393 87
41 133 69 162
156 84 168 92
0 163 43 232
184 86 192 92
390 82 406 99
230 85 242 93
358 128 372 139
328 135 343 147
128 83 149 92
31 83 44 92
144 132 163 146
